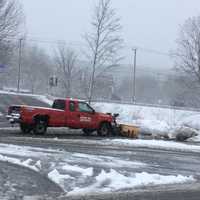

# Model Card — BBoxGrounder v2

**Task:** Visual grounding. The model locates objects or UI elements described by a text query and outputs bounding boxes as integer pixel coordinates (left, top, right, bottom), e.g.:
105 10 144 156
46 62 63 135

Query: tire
33 120 47 135
20 123 32 134
97 123 111 137
82 128 94 136
176 133 187 142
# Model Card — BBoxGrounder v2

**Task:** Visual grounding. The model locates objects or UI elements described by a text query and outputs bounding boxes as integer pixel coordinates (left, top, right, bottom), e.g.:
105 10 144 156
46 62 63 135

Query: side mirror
92 109 95 114
113 113 119 118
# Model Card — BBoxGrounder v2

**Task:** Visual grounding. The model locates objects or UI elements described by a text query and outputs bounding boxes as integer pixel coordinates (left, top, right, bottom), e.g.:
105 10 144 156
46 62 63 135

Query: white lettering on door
80 117 91 122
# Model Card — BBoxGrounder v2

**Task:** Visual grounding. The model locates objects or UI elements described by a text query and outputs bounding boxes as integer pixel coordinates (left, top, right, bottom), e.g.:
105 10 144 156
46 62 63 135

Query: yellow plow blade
119 124 140 138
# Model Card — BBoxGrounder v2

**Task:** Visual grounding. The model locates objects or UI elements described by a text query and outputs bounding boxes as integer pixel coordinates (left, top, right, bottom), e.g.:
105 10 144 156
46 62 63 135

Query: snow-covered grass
93 102 200 140
1 87 31 93
0 89 34 96
35 95 54 106
0 89 54 106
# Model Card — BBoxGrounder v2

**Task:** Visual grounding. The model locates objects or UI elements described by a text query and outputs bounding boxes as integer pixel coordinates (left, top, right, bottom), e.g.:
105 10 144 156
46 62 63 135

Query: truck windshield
52 100 66 110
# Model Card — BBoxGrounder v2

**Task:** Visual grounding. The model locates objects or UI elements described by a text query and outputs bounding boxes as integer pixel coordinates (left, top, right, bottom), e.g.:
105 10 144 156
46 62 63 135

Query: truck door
67 101 81 128
51 99 66 126
77 102 96 129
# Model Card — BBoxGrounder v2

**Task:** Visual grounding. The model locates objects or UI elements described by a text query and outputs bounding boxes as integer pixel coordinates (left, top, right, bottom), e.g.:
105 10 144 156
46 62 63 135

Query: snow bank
1 87 30 93
0 154 40 172
48 169 74 187
48 164 94 188
93 102 200 140
62 164 93 176
68 169 194 195
182 115 200 130
0 89 53 105
35 95 54 106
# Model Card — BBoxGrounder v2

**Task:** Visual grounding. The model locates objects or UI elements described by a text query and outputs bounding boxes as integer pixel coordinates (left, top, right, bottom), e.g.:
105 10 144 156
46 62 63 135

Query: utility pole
132 48 137 103
17 38 23 93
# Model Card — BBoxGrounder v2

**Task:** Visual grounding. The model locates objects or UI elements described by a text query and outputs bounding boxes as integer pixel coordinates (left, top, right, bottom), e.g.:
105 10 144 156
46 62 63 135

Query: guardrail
92 99 200 113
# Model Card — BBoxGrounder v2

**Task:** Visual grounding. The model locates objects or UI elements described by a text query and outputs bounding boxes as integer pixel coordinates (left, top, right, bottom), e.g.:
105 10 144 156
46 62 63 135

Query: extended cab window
78 102 93 113
52 100 66 110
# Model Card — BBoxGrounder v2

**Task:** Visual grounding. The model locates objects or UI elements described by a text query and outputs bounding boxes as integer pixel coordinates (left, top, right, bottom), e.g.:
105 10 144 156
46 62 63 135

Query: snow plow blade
119 124 140 138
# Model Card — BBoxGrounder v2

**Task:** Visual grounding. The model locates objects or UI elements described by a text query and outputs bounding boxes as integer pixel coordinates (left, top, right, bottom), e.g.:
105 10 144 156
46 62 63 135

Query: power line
5 36 86 48
125 44 172 57
137 47 172 57
5 35 174 57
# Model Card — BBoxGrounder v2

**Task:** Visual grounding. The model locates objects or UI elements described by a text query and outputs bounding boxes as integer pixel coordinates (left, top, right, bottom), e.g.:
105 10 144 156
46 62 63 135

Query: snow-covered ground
104 139 200 153
0 143 195 196
49 138 200 153
93 102 200 140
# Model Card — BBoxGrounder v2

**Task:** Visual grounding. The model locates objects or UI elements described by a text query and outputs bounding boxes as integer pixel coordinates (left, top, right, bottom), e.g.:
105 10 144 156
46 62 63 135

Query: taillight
8 106 21 114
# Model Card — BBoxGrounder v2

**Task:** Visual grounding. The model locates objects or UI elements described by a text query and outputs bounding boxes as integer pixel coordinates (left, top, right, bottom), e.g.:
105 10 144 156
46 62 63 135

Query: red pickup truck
7 98 118 136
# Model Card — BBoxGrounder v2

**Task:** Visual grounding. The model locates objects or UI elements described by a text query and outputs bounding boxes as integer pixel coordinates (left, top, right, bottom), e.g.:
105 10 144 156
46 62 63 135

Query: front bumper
111 121 121 135
6 113 21 124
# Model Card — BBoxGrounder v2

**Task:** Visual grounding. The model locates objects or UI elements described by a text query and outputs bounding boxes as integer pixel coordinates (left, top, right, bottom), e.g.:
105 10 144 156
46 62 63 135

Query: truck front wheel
97 123 111 137
33 120 47 135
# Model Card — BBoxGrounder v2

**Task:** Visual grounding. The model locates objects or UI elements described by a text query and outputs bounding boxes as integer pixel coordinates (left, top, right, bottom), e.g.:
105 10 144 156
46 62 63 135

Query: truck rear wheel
33 120 47 135
20 123 32 134
97 123 111 137
82 128 94 136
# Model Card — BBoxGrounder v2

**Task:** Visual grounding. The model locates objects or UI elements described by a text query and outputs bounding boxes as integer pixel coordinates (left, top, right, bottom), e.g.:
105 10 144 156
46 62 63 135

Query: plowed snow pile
93 102 200 140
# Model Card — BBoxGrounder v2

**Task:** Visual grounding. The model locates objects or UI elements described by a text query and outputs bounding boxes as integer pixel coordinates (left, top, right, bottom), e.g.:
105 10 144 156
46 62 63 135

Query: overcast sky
20 0 200 70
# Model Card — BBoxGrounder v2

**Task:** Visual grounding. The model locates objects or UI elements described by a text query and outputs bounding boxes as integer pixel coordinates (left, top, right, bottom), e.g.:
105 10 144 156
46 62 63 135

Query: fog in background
20 0 200 68
1 0 200 107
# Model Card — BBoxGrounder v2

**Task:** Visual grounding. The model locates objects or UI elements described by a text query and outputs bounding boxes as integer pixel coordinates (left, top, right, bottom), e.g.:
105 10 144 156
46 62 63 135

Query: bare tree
21 44 52 94
55 44 77 97
175 16 200 83
174 16 200 106
0 0 23 64
85 0 123 103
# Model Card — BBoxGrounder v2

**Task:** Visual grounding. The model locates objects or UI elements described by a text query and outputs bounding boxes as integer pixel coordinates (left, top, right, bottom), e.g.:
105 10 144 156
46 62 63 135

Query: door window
52 100 66 110
78 102 93 113
69 101 76 112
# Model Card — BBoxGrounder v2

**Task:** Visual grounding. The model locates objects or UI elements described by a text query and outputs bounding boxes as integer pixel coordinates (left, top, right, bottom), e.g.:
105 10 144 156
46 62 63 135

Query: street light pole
132 48 137 103
17 38 23 93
